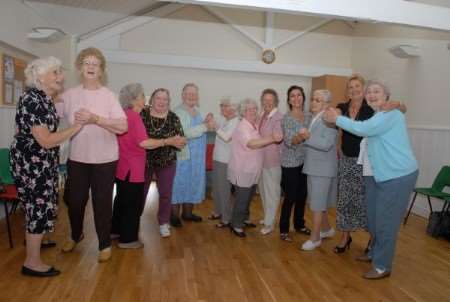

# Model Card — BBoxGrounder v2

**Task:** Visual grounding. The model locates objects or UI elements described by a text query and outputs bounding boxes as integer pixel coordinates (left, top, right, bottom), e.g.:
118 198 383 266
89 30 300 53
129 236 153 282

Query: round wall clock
262 49 276 64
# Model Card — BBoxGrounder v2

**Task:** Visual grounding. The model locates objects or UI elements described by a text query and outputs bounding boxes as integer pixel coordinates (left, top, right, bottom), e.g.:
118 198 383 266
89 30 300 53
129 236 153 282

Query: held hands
272 132 283 143
298 128 310 140
204 113 216 131
168 135 187 149
323 108 340 124
74 108 98 125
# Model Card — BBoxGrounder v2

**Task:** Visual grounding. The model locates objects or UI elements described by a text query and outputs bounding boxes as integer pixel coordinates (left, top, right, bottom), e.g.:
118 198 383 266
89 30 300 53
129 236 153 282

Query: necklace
150 112 168 133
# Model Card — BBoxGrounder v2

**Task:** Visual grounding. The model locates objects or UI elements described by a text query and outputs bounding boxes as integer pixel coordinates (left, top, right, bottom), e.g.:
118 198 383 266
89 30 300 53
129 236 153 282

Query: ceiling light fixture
27 27 66 43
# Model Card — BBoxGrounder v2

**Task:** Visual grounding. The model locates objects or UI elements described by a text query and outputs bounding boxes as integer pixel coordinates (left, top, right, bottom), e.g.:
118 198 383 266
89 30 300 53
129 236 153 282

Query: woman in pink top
228 99 283 237
58 48 127 262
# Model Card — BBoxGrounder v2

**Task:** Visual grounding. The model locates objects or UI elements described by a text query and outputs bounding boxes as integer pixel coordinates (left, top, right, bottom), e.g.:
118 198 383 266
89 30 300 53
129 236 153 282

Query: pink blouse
57 85 126 164
228 118 263 187
259 109 283 169
116 109 148 183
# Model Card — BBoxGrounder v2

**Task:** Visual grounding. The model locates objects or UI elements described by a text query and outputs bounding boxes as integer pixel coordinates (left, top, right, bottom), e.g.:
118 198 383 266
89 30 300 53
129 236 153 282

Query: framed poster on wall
1 53 26 107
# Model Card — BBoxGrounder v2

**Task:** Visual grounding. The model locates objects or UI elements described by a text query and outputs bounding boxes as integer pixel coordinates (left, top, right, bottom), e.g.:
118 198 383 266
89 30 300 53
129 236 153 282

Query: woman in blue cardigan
323 79 418 280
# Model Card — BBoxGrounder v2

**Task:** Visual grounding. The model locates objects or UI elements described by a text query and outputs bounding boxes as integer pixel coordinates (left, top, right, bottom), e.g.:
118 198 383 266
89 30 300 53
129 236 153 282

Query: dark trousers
112 174 144 243
279 165 308 233
66 159 116 250
142 164 176 225
231 185 256 229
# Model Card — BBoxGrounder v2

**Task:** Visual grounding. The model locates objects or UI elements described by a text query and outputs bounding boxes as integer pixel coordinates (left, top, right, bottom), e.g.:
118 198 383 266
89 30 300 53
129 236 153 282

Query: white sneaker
301 239 322 251
260 226 273 235
320 227 335 239
160 224 171 238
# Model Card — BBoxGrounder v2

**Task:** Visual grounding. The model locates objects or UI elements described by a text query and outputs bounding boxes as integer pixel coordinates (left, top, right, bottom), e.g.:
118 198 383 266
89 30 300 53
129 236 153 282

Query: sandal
216 222 230 228
296 227 312 235
280 233 293 242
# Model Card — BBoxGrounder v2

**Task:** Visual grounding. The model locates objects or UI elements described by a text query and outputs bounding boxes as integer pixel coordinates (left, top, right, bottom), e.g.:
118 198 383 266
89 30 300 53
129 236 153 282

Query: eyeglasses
82 61 100 67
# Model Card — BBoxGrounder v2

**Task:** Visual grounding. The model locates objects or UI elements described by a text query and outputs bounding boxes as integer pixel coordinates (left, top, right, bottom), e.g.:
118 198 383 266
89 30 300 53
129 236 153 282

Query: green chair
0 148 14 185
0 148 19 248
404 166 450 225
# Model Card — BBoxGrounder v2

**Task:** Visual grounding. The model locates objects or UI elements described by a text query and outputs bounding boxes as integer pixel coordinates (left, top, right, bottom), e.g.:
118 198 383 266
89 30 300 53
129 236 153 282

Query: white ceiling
23 0 450 37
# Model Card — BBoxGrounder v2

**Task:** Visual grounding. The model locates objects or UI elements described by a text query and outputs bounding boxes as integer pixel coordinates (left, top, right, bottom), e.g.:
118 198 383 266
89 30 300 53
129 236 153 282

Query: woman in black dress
10 57 82 277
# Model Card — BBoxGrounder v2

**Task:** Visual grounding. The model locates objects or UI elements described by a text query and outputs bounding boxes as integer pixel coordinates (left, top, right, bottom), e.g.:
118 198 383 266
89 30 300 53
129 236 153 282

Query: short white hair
314 89 332 103
24 56 62 89
238 98 258 118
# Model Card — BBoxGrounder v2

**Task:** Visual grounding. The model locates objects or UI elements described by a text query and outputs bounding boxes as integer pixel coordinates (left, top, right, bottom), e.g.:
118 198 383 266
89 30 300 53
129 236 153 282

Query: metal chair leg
3 202 13 248
404 192 418 225
427 196 434 213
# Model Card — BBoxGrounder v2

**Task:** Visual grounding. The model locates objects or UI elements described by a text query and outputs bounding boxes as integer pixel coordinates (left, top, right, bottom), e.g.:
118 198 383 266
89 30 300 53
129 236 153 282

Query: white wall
108 62 311 117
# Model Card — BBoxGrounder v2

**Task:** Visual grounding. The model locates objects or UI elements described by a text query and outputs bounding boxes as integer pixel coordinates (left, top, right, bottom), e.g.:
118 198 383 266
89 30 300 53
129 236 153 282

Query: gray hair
238 98 258 118
220 97 238 111
365 79 391 101
119 83 144 109
314 89 332 103
24 56 62 89
182 82 199 93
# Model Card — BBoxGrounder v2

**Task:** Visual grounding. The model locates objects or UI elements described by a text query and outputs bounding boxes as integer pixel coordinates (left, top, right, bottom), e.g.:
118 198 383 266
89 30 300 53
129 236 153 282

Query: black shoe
170 215 183 228
182 213 202 222
230 227 246 238
243 221 256 228
296 227 312 236
333 236 352 254
21 266 61 277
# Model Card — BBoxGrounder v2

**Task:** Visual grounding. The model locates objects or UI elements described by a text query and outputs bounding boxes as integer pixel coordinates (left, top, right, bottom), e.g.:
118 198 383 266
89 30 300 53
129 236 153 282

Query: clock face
262 49 275 64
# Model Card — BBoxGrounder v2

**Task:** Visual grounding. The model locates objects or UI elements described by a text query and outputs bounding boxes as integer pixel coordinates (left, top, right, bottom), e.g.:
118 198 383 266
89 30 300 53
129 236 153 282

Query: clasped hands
166 135 187 149
204 113 216 131
74 108 98 125
272 132 283 143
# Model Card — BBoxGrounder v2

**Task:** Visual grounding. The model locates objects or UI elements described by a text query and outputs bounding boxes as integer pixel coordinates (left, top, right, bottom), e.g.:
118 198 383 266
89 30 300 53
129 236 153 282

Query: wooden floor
0 183 449 302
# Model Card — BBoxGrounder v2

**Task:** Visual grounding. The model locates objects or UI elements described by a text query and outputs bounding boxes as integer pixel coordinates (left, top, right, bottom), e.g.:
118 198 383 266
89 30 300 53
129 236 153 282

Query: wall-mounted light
389 45 421 58
27 27 66 43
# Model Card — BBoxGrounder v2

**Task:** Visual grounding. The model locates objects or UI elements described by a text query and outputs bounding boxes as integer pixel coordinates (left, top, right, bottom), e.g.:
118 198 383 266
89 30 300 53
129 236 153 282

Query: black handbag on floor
427 210 450 240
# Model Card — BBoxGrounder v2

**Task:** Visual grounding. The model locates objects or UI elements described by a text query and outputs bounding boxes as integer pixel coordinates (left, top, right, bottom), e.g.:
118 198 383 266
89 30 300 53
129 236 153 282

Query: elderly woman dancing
211 97 239 228
300 90 338 251
10 57 82 277
324 80 418 279
228 99 283 237
58 47 127 262
171 83 215 226
141 88 186 237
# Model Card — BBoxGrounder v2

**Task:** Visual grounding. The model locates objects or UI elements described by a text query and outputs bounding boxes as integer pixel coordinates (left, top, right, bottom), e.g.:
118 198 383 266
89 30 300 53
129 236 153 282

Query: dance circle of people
10 48 418 280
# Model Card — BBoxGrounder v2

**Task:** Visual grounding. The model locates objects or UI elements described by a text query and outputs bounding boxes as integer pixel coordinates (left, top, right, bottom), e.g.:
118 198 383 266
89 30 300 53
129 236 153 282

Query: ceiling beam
203 6 266 49
164 0 450 31
78 3 185 50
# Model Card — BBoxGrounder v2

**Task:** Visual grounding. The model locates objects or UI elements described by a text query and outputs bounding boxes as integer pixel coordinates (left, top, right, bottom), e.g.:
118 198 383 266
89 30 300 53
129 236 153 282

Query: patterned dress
335 100 374 231
10 88 59 234
171 113 206 204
